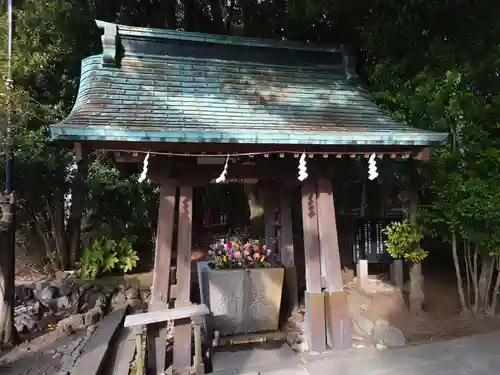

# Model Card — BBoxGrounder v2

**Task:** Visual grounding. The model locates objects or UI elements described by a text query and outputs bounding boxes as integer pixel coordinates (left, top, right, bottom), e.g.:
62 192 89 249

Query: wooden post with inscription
301 181 327 353
148 179 177 374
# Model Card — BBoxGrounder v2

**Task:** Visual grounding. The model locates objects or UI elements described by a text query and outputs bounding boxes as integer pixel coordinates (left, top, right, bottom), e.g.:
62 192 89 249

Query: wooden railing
124 304 210 375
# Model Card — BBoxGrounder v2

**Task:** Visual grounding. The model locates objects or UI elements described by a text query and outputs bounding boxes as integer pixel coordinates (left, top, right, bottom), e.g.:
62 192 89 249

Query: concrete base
211 341 298 374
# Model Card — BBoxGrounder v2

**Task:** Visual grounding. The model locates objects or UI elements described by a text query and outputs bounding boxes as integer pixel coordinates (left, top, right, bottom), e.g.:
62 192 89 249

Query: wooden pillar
316 178 351 349
262 184 278 248
173 185 194 373
301 181 327 353
279 187 298 313
148 179 177 374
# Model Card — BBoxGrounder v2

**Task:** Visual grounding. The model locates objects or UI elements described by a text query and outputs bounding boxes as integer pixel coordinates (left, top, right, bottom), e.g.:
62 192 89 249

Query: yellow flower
260 256 265 263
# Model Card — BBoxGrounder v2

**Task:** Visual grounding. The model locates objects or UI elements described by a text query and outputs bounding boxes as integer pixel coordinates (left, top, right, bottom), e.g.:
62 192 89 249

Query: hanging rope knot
297 153 308 181
215 154 230 183
138 152 150 183
368 153 379 180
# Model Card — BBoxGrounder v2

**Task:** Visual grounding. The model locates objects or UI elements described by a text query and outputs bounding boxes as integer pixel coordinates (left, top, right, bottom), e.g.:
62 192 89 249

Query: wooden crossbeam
124 304 210 328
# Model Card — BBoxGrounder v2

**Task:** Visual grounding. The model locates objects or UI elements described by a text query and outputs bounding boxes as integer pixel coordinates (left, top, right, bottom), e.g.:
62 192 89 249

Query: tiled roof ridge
95 20 343 53
94 20 357 81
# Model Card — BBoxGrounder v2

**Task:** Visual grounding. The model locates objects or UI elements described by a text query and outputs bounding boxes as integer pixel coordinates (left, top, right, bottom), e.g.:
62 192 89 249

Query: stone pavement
218 331 500 375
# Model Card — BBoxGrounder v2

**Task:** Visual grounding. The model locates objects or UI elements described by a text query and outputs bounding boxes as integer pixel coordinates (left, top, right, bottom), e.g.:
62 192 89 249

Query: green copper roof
49 20 448 147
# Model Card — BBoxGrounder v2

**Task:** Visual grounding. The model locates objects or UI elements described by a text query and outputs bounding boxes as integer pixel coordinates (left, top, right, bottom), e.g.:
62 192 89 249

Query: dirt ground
362 274 500 344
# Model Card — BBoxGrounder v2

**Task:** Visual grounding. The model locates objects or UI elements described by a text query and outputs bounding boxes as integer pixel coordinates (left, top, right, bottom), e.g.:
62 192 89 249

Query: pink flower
227 242 233 249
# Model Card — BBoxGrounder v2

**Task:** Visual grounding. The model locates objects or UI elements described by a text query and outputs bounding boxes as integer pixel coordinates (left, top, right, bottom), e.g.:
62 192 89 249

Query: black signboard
353 218 401 263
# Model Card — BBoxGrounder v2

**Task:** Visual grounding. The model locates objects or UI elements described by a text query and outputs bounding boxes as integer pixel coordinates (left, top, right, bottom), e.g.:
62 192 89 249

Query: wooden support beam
147 179 177 375
279 187 298 313
301 181 326 353
316 178 351 350
173 186 194 373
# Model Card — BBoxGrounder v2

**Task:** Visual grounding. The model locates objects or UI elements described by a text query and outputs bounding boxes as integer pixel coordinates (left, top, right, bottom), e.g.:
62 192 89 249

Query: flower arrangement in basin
199 233 284 336
208 236 272 269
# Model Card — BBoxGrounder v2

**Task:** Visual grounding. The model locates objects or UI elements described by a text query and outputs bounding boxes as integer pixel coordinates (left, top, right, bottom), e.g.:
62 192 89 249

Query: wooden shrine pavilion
49 20 448 375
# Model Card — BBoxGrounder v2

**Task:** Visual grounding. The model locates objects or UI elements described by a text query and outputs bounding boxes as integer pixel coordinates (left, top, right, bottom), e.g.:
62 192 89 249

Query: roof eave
50 125 449 147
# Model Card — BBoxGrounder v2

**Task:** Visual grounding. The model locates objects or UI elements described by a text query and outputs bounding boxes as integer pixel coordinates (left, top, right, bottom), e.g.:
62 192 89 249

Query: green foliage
383 219 428 263
77 235 139 280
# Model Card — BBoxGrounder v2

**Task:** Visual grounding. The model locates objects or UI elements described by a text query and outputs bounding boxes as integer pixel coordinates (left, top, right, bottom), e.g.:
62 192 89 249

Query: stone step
70 306 128 375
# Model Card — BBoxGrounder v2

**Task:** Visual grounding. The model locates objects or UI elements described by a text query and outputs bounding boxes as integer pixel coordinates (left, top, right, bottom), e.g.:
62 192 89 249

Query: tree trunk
490 260 500 315
66 159 88 269
464 240 472 307
47 198 67 270
208 0 225 33
478 254 494 310
409 261 424 313
165 0 177 29
0 201 18 349
473 245 479 311
451 231 467 312
225 0 235 32
240 0 258 36
408 181 424 313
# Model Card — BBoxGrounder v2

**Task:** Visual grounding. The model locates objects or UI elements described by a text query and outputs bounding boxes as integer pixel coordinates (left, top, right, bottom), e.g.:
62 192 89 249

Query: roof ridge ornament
341 46 359 82
96 20 119 67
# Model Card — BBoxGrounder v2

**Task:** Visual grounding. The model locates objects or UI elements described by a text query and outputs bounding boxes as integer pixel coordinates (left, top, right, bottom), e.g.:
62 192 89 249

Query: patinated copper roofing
49 20 448 146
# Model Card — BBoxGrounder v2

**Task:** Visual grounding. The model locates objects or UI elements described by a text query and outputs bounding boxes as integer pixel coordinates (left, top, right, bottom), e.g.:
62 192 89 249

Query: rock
363 278 400 294
112 291 127 307
37 285 59 301
352 315 374 338
35 301 46 319
140 290 151 304
54 270 69 282
14 317 28 333
373 320 406 348
56 296 72 310
127 298 143 310
57 314 84 335
87 292 106 310
291 339 310 353
287 331 309 353
102 284 117 299
35 279 50 292
125 287 139 300
77 284 94 298
347 293 371 316
59 280 74 297
15 285 34 302
342 268 356 284
83 306 104 326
